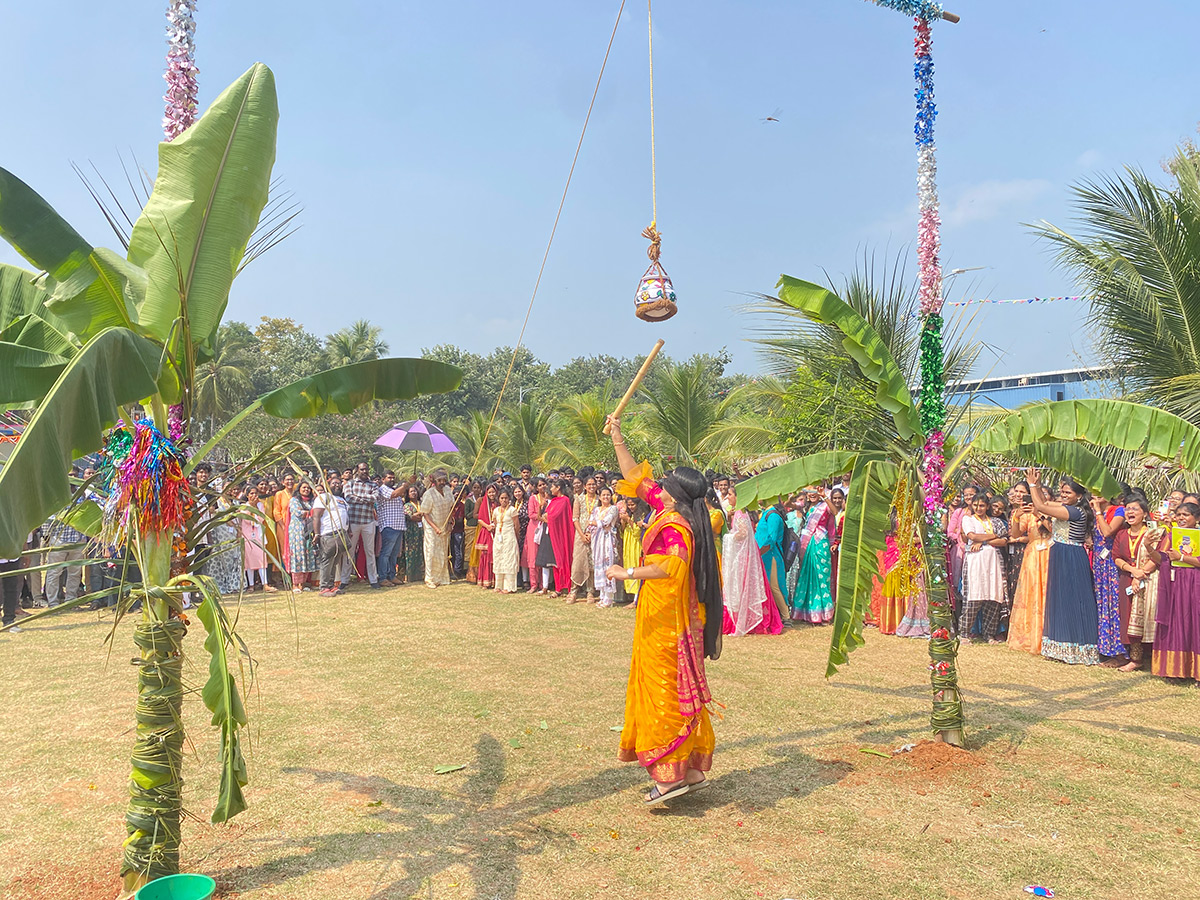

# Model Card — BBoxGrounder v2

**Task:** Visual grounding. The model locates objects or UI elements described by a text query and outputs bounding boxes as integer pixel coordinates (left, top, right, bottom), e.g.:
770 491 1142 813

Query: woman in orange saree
606 416 723 806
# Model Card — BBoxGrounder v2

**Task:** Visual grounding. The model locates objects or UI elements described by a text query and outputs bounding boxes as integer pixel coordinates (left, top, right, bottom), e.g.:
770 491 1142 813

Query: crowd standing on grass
3 456 1199 685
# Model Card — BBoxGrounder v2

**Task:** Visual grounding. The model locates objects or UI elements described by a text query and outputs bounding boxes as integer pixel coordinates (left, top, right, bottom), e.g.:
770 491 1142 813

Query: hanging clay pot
635 261 677 322
634 223 677 322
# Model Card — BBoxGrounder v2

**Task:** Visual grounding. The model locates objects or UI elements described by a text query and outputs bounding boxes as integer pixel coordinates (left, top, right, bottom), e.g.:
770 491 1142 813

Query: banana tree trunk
121 527 186 892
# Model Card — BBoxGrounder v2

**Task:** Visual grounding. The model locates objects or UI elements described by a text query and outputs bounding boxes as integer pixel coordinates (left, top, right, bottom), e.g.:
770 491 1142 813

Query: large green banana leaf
193 584 249 823
0 172 143 341
735 449 884 509
0 341 70 403
965 440 1124 499
827 455 900 677
959 399 1200 472
0 312 77 359
776 275 920 442
259 357 463 418
0 328 163 556
128 63 278 352
1 263 58 333
0 168 92 283
44 247 145 340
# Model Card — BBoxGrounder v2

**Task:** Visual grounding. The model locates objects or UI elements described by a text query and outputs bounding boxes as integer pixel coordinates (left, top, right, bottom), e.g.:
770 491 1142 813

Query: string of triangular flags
944 295 1090 307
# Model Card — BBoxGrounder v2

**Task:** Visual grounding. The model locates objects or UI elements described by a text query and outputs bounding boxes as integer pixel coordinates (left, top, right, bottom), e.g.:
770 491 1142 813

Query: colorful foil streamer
101 421 192 547
909 15 962 733
162 0 199 141
865 0 945 18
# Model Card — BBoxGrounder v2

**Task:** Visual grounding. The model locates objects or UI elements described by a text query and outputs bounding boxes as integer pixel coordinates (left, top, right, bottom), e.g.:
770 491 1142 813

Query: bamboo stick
603 339 665 435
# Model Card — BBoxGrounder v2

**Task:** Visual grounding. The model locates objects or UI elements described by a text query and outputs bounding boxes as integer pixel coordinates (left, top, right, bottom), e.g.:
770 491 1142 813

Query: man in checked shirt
340 462 382 589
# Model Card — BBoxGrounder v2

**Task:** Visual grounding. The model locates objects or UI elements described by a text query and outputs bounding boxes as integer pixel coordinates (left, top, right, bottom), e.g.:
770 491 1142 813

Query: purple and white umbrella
374 419 459 454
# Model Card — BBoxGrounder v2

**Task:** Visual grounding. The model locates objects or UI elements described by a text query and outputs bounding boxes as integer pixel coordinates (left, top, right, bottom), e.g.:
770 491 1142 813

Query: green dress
404 500 425 583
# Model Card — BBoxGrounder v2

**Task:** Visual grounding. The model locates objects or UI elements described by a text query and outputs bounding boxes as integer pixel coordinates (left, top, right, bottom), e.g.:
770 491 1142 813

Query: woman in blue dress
1025 469 1099 665
1090 494 1127 664
755 498 789 623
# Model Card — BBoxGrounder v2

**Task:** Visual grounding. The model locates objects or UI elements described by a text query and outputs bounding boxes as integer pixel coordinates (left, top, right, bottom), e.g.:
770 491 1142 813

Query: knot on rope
642 223 662 262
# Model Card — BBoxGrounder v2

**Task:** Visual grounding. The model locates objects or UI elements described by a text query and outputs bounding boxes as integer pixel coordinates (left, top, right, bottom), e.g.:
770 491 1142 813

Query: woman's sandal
687 776 711 793
644 781 690 806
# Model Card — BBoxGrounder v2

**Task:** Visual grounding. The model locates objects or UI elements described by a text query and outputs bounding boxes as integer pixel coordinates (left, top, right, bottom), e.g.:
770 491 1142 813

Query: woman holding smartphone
1025 468 1100 665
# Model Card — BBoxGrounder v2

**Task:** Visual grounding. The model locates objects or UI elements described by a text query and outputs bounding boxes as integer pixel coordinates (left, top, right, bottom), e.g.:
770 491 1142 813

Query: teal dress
755 506 787 602
791 502 834 624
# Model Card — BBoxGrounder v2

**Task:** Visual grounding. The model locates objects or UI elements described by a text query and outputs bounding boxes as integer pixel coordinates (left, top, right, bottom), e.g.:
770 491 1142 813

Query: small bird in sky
760 107 782 124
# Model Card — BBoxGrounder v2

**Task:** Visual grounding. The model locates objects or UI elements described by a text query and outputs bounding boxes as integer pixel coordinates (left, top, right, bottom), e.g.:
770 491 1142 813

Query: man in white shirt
312 479 349 597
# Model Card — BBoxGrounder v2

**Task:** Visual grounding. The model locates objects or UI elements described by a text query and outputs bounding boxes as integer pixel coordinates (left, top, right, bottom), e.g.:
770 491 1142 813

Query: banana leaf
0 341 70 403
776 275 920 442
0 173 143 341
44 247 145 341
0 168 92 283
259 357 463 418
0 327 162 556
128 63 278 352
0 263 59 335
735 450 884 509
192 579 250 822
962 399 1200 471
827 456 900 677
0 312 77 359
971 441 1124 499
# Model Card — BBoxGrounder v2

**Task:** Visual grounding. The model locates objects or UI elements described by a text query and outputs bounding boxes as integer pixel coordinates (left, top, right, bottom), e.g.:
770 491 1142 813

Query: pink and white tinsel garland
163 1 198 438
162 0 199 141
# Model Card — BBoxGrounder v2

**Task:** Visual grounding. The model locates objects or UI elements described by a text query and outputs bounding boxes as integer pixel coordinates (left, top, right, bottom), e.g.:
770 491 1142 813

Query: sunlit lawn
2 581 1199 900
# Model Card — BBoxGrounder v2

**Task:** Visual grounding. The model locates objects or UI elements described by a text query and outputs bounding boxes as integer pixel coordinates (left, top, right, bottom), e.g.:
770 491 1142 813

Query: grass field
1 581 1198 900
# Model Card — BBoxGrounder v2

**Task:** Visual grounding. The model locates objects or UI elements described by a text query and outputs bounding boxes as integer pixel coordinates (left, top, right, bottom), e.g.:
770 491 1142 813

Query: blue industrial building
947 367 1117 409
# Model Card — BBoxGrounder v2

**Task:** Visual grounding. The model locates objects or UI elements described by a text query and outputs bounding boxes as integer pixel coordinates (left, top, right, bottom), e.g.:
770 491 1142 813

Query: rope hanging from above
633 0 677 323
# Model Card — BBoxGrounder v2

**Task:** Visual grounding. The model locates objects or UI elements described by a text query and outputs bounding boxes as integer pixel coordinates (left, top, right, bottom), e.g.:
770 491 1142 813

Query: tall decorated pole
866 0 964 744
119 3 201 893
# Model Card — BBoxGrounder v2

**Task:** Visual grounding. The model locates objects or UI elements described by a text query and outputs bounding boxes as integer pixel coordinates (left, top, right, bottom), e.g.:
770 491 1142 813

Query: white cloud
1075 148 1104 169
944 178 1053 227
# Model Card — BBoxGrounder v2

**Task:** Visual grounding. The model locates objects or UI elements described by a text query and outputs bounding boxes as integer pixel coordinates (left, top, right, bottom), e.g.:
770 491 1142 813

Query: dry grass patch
1 582 1199 900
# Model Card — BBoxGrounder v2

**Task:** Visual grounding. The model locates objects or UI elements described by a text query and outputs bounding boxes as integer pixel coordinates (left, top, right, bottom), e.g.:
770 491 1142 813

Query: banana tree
736 276 1200 745
0 64 462 893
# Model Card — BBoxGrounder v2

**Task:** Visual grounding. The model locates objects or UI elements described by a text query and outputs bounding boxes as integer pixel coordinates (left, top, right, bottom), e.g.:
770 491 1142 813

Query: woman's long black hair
662 466 724 660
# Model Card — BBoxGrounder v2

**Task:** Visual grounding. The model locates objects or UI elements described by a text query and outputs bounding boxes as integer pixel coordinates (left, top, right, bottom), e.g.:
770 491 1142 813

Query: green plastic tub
133 873 216 900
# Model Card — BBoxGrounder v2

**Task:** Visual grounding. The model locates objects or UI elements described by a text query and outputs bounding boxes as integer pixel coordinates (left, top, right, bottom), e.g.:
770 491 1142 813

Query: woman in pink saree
721 486 783 636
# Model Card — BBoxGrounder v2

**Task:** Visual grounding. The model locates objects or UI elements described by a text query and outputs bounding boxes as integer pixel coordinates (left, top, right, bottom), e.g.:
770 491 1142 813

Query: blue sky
3 0 1198 377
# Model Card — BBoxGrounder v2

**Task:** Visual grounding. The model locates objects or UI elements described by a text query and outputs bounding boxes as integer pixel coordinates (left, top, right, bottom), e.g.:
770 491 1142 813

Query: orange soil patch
901 740 987 775
833 739 991 789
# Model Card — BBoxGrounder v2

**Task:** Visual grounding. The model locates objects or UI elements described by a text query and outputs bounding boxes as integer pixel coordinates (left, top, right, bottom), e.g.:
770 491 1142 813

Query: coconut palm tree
1033 149 1200 423
736 274 1200 746
193 324 256 430
557 382 627 469
449 409 503 475
501 400 566 471
0 65 460 892
323 318 389 367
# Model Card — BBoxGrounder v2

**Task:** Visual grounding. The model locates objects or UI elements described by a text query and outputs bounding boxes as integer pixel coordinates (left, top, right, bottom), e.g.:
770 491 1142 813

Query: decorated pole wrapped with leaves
907 8 965 746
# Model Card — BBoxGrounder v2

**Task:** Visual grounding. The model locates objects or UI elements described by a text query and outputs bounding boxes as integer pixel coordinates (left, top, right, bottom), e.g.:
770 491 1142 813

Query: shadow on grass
217 731 850 900
827 671 1156 751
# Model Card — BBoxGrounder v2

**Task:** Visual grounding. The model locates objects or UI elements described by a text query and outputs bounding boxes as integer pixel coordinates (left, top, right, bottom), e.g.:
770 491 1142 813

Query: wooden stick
603 339 664 435
941 11 960 23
